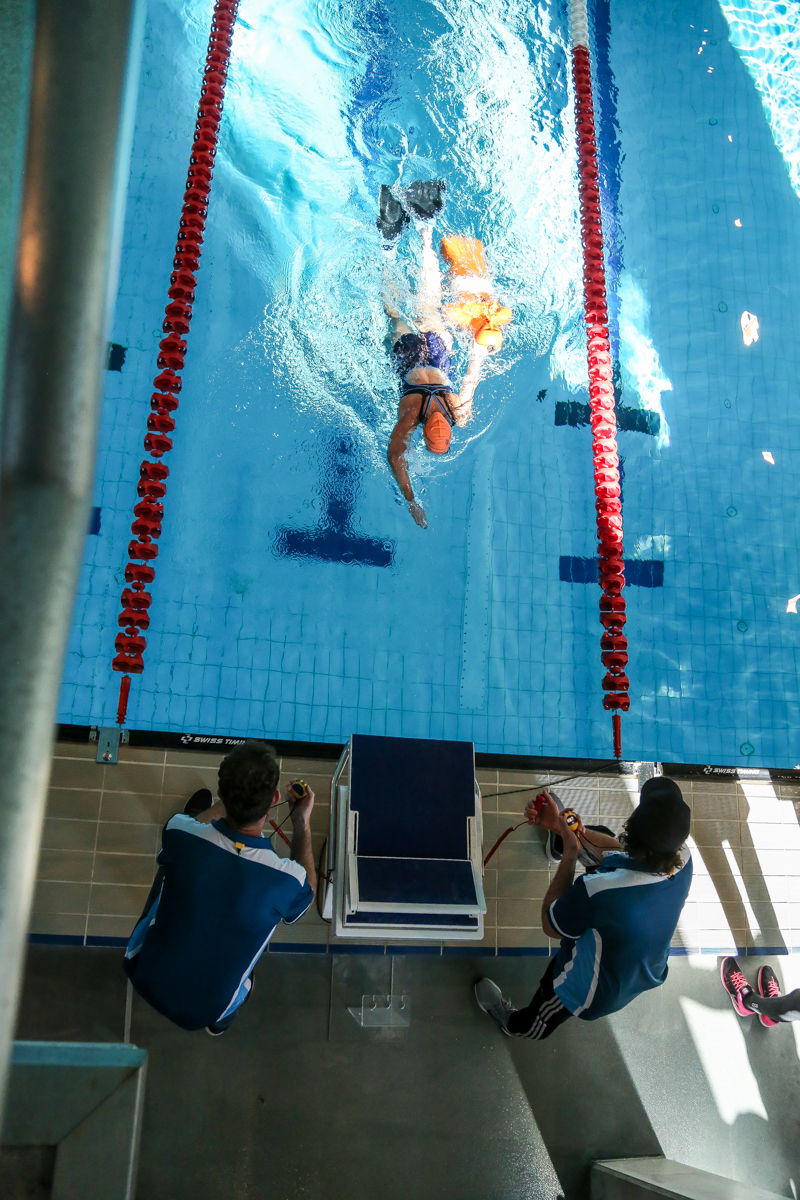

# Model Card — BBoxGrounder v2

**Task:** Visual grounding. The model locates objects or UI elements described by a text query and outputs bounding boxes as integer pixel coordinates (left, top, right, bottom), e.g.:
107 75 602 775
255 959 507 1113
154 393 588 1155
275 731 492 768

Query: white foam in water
718 0 800 198
216 0 588 472
617 274 672 448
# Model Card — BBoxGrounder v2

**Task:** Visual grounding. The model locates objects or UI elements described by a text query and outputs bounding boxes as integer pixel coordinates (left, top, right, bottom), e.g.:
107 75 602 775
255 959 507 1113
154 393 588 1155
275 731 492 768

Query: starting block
321 734 486 940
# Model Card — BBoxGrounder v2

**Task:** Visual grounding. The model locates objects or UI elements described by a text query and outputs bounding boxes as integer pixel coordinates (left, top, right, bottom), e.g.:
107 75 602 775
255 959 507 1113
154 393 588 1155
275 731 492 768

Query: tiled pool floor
32 742 800 955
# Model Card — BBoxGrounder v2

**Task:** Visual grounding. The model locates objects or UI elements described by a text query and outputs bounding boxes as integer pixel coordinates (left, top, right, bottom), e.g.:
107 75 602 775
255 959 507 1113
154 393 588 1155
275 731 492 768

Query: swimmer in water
378 181 490 529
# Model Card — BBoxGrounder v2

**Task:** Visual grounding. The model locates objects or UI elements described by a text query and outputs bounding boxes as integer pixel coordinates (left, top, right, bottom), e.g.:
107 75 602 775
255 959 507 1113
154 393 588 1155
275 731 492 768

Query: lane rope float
112 0 240 724
567 0 630 758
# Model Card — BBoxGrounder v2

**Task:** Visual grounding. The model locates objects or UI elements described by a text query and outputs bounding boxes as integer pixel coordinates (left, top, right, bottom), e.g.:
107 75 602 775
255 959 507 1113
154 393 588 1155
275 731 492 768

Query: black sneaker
756 964 781 1028
184 788 212 818
720 956 756 1018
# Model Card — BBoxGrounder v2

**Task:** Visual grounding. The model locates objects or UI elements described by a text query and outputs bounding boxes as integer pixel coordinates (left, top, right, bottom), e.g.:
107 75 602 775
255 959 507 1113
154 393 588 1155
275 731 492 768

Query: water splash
200 0 588 475
718 0 800 199
617 274 672 448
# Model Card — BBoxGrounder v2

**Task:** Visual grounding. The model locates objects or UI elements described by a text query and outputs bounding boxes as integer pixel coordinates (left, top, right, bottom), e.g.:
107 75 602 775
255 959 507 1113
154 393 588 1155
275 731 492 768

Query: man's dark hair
217 741 280 828
618 826 684 875
619 776 691 875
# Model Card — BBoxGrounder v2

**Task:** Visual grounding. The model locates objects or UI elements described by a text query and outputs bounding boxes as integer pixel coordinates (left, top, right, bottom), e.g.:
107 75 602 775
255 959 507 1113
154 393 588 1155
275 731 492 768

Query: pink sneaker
720 957 755 1017
756 965 782 1028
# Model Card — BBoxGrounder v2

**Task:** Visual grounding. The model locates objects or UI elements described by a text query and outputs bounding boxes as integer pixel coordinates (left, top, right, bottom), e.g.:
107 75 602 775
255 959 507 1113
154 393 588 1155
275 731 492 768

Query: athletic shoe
475 978 515 1034
184 788 213 818
720 956 756 1017
756 964 782 1028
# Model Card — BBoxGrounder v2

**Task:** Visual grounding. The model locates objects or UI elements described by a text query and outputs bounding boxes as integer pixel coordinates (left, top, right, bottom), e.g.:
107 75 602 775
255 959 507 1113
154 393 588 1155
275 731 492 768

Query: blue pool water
60 0 800 767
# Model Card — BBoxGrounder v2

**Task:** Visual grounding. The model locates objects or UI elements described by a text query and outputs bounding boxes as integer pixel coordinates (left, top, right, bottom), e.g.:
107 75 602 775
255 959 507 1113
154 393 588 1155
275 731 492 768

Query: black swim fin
377 185 409 240
403 179 446 220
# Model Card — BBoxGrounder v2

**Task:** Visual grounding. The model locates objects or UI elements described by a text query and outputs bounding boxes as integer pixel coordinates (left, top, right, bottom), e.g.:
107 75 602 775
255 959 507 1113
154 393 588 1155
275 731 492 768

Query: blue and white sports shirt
125 815 313 1030
549 851 692 1020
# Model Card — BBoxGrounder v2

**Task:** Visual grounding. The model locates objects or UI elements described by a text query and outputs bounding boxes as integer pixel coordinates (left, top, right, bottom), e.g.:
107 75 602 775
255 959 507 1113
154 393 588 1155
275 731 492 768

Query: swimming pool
59 0 800 769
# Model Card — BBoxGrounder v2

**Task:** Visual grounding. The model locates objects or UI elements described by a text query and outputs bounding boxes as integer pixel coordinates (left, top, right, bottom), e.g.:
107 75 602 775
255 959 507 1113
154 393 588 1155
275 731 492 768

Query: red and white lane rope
567 0 630 758
112 0 240 724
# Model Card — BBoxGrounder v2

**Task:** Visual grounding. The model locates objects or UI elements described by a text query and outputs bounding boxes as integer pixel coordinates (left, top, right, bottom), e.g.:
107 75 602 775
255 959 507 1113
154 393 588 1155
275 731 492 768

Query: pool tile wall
31 742 800 955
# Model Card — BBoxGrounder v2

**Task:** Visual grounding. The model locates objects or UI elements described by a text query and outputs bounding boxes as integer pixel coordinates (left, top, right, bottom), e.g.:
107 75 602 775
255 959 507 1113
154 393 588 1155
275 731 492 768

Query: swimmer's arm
387 405 420 502
451 344 488 426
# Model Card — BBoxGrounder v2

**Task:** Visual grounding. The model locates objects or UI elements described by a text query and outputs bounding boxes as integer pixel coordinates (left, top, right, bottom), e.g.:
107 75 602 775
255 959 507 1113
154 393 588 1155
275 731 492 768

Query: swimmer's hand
408 500 427 528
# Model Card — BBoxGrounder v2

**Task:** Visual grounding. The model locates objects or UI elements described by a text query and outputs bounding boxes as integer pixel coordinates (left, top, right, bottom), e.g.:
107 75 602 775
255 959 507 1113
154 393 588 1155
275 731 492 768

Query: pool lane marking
567 0 630 757
111 0 242 723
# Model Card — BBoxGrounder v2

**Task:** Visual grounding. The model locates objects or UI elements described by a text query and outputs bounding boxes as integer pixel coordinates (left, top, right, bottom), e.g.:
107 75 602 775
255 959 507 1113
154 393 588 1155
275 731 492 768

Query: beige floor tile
689 783 739 799
497 770 552 786
161 764 219 798
92 853 158 886
29 912 87 937
689 873 742 905
475 768 499 786
53 741 97 760
37 849 94 883
478 787 498 814
481 868 498 899
279 756 338 777
103 761 164 795
598 792 637 827
117 746 166 764
50 757 104 790
46 788 102 821
691 794 742 820
496 788 536 816
89 883 150 917
279 770 335 793
740 848 789 875
444 929 497 950
496 870 550 901
691 819 742 847
96 822 160 856
495 836 549 871
496 926 550 949
270 922 329 944
41 818 97 852
744 823 798 850
695 903 742 931
33 880 91 915
164 749 225 767
86 915 135 939
100 792 162 824
497 898 541 928
308 804 331 836
160 796 186 823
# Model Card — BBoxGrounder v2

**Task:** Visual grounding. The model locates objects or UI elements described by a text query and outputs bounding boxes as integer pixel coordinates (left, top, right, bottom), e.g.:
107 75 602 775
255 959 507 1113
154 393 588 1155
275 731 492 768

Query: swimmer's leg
382 276 413 344
414 226 453 348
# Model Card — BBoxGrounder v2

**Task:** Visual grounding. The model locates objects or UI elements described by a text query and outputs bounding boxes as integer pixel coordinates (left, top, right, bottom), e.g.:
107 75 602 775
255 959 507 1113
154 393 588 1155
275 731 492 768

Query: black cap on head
627 776 690 853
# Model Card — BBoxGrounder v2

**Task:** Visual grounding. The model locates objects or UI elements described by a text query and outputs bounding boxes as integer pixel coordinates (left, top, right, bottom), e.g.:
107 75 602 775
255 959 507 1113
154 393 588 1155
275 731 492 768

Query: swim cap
476 325 503 351
627 776 690 853
423 409 452 454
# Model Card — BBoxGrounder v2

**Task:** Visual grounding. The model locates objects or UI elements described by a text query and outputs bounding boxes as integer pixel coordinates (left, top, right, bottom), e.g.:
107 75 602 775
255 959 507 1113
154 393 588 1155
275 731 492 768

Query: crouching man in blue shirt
124 742 315 1035
475 777 692 1039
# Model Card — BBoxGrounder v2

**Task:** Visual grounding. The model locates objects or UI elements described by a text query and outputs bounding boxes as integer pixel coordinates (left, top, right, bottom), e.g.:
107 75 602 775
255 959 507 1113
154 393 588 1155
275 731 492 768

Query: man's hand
287 783 317 897
408 499 427 528
526 792 581 858
288 782 314 828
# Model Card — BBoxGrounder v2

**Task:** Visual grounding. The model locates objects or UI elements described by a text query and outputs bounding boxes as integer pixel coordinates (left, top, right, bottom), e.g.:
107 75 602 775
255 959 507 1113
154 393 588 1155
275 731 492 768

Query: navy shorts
392 332 453 381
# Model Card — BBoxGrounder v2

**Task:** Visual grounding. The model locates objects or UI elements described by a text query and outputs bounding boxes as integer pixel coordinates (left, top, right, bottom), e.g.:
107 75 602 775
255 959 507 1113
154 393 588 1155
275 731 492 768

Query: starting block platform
320 734 486 941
